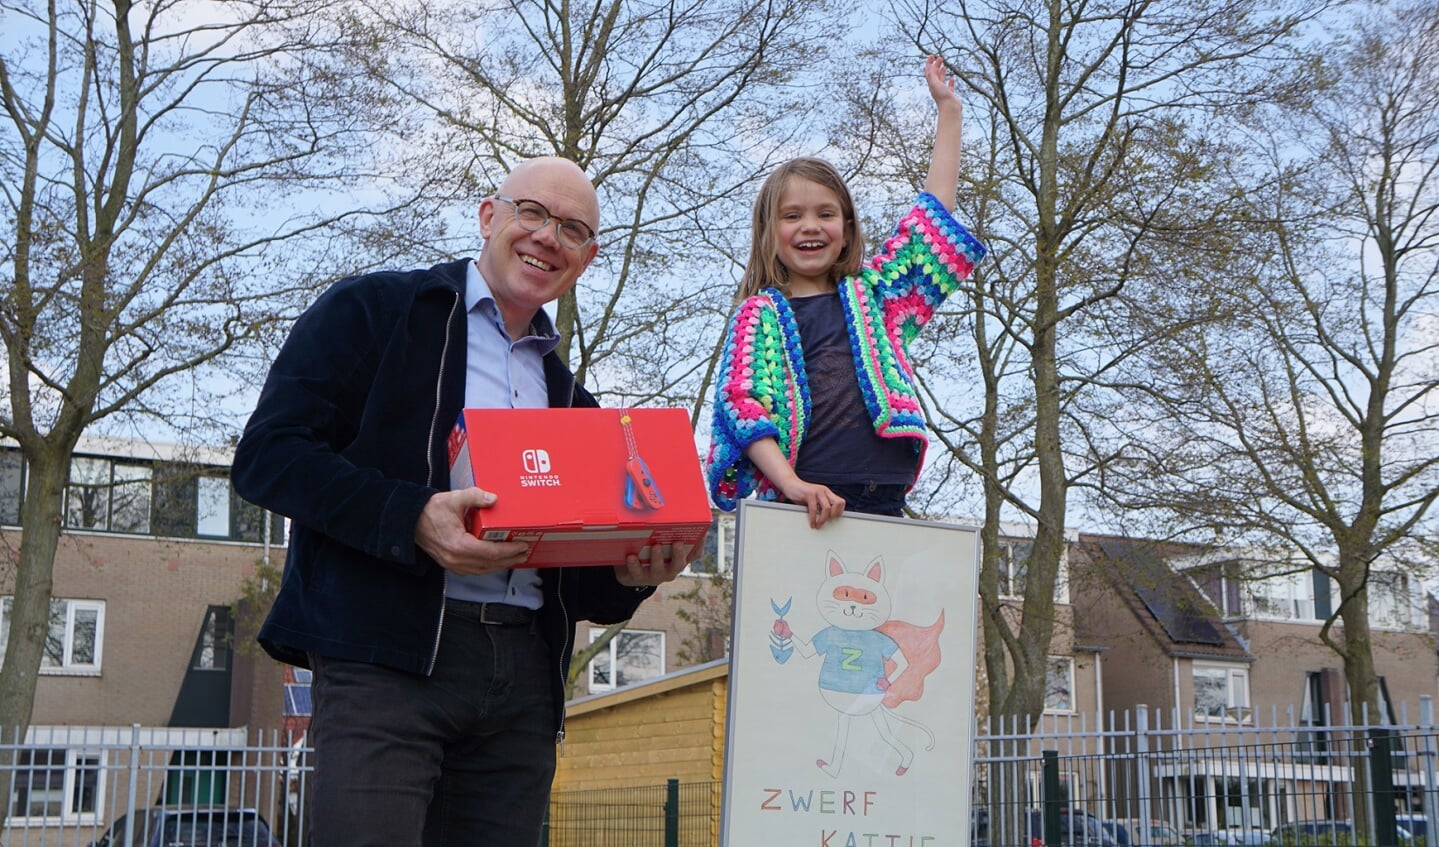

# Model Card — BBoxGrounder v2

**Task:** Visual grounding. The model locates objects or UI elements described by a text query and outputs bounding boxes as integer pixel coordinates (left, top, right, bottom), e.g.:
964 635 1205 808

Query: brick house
1070 533 1438 830
0 435 290 831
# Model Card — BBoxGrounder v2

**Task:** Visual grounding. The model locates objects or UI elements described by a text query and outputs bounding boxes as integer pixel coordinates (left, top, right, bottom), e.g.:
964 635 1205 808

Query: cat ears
826 550 884 582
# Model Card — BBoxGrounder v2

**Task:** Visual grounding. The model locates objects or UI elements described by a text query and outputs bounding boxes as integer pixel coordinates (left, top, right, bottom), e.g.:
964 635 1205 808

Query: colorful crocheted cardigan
705 192 987 510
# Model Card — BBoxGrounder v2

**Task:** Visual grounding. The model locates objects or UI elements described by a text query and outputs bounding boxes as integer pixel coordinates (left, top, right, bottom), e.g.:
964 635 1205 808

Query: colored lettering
841 647 863 670
819 833 938 846
760 788 781 811
790 790 814 812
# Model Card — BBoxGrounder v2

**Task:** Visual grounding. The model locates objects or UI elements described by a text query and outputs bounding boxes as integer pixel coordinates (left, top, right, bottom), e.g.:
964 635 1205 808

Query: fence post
1369 728 1398 847
127 723 142 824
1136 705 1153 832
1043 750 1061 847
1421 698 1438 847
665 778 680 847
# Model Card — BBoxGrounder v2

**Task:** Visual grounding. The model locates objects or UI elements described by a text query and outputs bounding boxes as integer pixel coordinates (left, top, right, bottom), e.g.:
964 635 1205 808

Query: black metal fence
4 705 1436 846
542 779 718 847
540 704 1439 847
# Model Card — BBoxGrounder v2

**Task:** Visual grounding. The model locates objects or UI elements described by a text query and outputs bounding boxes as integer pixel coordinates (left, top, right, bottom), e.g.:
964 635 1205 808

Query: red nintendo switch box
447 407 711 567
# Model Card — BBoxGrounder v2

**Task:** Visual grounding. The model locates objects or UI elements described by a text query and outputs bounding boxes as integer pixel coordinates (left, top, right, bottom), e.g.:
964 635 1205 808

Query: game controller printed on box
447 407 711 567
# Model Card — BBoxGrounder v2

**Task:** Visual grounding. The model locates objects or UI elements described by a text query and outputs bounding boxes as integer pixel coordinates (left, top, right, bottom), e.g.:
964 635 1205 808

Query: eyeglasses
491 195 597 249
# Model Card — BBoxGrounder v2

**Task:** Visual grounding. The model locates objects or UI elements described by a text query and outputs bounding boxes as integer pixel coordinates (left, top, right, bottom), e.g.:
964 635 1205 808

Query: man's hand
613 542 695 588
415 488 531 575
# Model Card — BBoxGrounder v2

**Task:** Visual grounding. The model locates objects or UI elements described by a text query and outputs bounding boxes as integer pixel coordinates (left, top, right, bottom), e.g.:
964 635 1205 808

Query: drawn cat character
772 551 944 778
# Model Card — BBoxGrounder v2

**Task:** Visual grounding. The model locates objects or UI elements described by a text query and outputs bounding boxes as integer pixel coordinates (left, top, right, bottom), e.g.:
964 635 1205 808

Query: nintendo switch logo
522 449 551 473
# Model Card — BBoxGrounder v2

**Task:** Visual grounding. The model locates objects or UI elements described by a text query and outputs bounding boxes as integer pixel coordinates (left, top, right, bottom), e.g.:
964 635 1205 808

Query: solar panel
283 683 313 716
1132 579 1226 646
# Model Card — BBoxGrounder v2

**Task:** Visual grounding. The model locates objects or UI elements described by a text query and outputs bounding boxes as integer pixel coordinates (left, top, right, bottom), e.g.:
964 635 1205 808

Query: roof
1075 534 1251 662
2 433 236 466
565 658 727 717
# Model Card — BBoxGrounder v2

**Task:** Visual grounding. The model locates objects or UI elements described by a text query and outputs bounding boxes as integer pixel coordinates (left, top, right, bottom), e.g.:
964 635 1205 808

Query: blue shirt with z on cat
812 627 899 694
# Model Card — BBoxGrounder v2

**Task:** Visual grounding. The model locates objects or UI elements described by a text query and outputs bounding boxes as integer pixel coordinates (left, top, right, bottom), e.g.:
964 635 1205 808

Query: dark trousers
307 603 556 847
827 481 907 517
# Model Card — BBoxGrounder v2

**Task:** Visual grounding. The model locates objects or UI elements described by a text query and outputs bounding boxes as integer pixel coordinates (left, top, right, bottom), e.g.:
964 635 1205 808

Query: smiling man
233 156 692 847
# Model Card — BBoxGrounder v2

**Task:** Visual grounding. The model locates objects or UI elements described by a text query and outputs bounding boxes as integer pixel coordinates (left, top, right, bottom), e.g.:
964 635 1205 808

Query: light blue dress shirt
444 261 561 608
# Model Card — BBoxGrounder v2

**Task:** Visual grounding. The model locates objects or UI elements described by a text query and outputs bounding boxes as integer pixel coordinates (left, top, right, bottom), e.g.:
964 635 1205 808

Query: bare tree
329 0 844 407
0 0 414 743
887 0 1331 728
1104 0 1439 731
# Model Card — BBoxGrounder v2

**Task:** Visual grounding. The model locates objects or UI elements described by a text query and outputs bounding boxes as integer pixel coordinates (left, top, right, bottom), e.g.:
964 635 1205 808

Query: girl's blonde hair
737 157 866 300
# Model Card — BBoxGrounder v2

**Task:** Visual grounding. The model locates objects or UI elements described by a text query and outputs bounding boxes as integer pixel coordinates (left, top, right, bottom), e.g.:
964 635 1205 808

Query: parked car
973 807 1120 847
1188 829 1269 846
88 806 281 847
1267 820 1413 846
1395 814 1430 842
1104 818 1185 847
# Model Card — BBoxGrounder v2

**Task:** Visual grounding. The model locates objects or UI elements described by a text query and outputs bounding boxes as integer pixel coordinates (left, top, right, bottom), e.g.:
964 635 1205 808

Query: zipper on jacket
424 291 461 676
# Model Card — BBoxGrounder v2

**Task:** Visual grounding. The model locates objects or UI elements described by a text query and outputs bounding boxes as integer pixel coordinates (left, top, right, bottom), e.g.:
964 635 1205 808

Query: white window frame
6 747 105 825
1044 656 1076 713
1193 662 1250 721
0 598 105 675
588 628 665 693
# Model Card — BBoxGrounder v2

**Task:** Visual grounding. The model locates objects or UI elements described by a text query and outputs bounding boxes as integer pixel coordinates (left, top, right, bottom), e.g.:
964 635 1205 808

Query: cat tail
877 611 945 708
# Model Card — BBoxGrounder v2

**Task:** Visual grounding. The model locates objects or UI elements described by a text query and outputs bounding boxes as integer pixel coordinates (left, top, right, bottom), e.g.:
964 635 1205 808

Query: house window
1045 657 1075 712
685 514 734 576
6 447 280 544
997 540 1032 599
1249 569 1318 621
1369 572 1418 629
64 457 152 533
0 448 24 525
589 628 664 692
1194 663 1249 719
192 606 232 670
7 747 102 823
196 475 230 537
1237 560 1335 621
0 598 105 674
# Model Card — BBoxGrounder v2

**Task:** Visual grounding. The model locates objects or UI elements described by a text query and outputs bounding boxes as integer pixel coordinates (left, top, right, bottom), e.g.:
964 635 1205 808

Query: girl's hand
778 477 846 529
925 54 962 115
740 437 844 528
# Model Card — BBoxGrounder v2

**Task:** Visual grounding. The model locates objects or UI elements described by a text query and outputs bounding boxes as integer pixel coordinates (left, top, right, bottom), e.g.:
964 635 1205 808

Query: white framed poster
721 500 980 847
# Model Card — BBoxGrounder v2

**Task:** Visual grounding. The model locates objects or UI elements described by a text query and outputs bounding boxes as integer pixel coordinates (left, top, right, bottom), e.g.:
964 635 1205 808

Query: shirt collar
466 260 561 347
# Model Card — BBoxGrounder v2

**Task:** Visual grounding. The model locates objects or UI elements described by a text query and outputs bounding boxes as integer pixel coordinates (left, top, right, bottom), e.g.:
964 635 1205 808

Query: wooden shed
551 659 729 845
555 658 728 790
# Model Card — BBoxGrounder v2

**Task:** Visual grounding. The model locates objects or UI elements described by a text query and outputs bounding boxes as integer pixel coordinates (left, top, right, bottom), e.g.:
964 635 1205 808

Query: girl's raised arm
922 54 964 212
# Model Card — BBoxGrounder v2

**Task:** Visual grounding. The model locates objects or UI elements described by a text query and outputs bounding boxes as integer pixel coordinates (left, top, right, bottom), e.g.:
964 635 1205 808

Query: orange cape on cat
877 611 945 709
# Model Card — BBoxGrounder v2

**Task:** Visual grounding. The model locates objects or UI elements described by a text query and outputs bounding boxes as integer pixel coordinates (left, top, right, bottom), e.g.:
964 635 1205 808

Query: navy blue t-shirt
790 292 919 485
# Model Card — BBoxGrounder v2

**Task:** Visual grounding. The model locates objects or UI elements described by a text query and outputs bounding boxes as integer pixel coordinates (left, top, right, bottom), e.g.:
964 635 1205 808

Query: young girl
705 55 987 528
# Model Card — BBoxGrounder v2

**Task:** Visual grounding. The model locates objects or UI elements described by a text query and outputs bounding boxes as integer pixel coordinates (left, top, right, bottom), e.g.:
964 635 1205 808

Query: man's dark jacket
232 259 652 734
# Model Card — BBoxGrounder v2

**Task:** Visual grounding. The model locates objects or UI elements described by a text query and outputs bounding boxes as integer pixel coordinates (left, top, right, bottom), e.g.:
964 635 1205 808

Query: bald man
234 157 692 846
